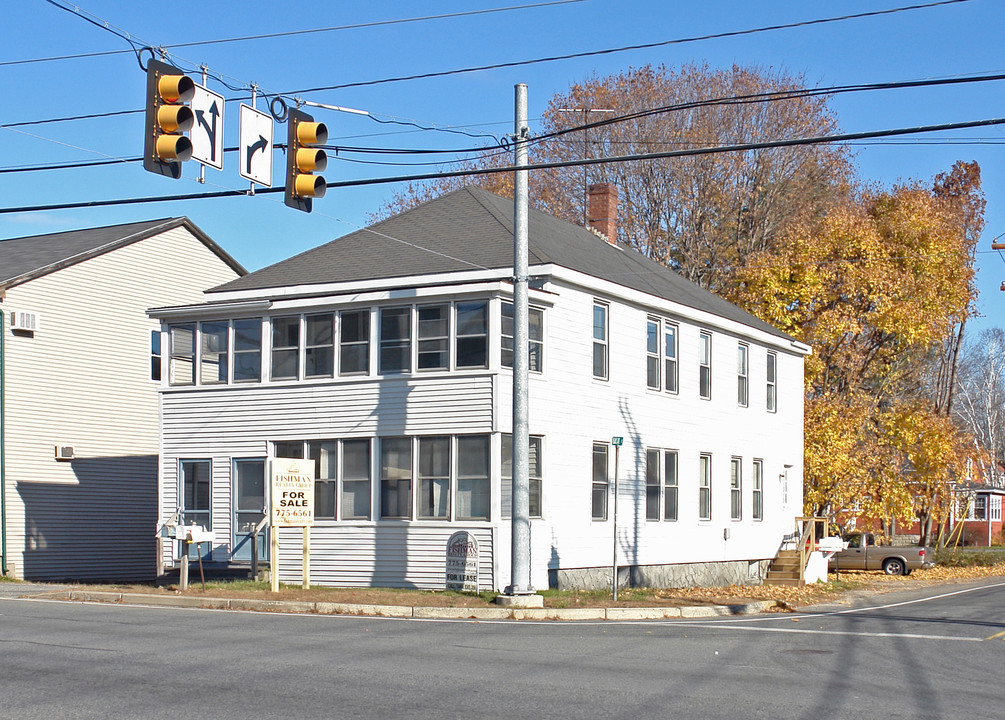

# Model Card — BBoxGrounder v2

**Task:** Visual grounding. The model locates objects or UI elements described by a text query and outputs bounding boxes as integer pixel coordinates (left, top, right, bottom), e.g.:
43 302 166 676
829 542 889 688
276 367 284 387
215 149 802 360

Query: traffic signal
284 109 328 212
143 59 195 179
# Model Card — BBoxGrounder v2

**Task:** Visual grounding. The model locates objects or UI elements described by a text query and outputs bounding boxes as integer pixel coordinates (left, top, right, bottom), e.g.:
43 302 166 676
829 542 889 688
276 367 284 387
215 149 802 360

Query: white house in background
0 218 244 581
150 185 809 591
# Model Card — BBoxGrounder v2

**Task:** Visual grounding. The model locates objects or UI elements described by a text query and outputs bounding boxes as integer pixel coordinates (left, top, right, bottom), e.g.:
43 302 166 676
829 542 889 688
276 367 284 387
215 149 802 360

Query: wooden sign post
269 457 315 592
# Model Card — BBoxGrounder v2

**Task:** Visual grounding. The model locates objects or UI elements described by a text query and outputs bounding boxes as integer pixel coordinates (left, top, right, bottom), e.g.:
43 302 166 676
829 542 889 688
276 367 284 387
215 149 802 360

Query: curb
32 590 778 620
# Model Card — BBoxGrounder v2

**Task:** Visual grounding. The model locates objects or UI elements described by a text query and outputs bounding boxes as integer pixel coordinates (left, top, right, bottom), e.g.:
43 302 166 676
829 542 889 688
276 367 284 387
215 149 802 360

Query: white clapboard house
0 218 244 581
151 185 809 590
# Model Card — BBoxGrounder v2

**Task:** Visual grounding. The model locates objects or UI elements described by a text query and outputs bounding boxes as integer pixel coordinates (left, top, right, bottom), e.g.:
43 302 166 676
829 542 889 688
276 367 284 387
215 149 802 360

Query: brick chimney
587 183 618 245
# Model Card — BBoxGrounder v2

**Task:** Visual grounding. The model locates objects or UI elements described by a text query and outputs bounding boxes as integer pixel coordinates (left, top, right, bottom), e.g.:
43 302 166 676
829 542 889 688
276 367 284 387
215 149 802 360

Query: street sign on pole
239 104 274 187
190 85 225 170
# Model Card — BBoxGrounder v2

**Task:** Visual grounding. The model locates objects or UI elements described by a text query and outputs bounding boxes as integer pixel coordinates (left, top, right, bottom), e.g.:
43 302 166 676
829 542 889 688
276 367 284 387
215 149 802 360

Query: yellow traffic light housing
285 109 328 212
143 59 195 179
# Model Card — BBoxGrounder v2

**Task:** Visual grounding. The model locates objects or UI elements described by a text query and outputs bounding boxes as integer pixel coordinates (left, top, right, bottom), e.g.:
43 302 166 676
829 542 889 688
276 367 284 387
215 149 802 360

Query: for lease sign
270 458 315 527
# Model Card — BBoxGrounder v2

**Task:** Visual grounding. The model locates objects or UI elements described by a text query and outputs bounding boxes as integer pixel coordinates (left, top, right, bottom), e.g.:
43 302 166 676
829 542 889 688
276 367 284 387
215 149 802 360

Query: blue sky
2 0 1003 331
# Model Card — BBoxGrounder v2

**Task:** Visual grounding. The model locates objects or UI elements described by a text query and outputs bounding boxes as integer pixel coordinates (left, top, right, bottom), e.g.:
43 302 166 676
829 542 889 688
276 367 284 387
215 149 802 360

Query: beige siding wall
2 226 240 579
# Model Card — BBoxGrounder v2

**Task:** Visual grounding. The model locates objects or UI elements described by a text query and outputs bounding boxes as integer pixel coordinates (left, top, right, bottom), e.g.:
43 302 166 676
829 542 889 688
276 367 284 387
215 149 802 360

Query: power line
5 1 584 68
283 0 976 94
4 115 1002 215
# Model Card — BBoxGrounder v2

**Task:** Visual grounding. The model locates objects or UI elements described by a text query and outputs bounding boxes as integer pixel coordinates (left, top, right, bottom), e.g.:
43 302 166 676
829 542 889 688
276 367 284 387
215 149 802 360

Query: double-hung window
271 316 300 380
151 330 162 382
310 440 337 519
664 322 678 393
418 437 450 519
592 442 609 520
339 309 369 376
305 314 334 378
379 307 411 374
456 301 488 368
201 322 229 384
766 351 777 412
664 451 678 521
180 459 211 529
752 459 763 521
502 302 544 372
417 304 449 370
737 343 749 407
593 302 608 380
169 324 196 386
501 434 543 519
341 439 371 520
730 457 742 520
646 317 660 390
699 331 712 399
456 435 490 520
699 453 712 520
645 448 661 519
380 437 412 519
233 318 262 382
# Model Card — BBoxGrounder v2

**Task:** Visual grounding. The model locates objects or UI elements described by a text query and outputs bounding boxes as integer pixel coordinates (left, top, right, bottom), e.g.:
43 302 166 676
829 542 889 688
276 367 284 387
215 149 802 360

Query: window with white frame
501 302 544 372
646 317 660 390
456 301 489 369
151 330 162 381
974 495 988 521
752 459 764 521
593 302 608 380
664 322 678 393
180 458 211 528
168 324 196 386
730 457 742 520
699 331 712 399
766 351 777 412
456 435 490 520
592 442 609 520
645 448 661 519
417 304 449 371
664 450 678 521
418 437 450 519
309 440 337 519
305 313 334 378
501 434 543 519
379 307 411 374
737 343 749 407
339 309 369 376
200 321 229 384
992 495 1002 522
271 315 300 380
699 453 712 520
233 318 262 382
380 437 412 519
341 439 371 520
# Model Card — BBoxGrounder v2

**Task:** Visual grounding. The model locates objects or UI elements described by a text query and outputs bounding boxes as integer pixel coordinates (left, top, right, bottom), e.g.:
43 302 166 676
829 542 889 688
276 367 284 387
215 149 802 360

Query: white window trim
593 301 609 381
737 343 749 408
699 330 712 400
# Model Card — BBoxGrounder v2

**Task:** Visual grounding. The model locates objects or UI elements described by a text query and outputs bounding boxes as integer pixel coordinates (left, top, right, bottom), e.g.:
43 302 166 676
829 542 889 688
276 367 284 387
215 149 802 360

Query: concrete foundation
551 559 771 590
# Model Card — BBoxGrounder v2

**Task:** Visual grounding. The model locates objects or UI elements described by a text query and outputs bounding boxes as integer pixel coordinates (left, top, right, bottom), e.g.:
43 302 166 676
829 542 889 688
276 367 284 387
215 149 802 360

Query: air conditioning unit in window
54 445 74 461
10 311 39 332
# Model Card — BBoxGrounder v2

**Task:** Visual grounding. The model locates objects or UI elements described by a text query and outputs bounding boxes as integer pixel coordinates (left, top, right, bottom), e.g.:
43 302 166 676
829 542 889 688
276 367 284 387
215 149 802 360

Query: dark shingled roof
211 186 790 340
0 217 245 288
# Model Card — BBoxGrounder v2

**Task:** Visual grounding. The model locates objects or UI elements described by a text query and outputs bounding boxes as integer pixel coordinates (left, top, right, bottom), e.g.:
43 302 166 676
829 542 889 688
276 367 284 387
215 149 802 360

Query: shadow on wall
18 455 158 582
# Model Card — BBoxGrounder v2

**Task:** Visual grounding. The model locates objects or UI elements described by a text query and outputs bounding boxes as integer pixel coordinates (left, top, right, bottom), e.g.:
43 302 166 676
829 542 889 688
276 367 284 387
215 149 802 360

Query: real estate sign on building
270 458 315 527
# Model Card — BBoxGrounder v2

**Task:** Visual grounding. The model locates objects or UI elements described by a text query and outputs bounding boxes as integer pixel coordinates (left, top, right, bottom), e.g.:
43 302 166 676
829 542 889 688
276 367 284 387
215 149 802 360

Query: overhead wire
4 115 1005 214
4 0 585 67
282 0 977 94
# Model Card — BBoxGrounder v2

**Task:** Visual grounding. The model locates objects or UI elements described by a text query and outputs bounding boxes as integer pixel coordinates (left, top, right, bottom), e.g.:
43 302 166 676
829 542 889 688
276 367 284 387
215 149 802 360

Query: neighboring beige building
0 218 243 581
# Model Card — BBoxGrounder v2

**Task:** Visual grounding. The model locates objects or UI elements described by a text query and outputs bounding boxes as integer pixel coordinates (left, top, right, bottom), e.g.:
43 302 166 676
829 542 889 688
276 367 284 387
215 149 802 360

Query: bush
934 548 1005 567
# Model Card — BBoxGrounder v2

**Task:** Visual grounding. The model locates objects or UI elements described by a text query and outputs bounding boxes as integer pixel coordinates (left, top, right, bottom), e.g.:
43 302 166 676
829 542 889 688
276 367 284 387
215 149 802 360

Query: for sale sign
270 458 315 527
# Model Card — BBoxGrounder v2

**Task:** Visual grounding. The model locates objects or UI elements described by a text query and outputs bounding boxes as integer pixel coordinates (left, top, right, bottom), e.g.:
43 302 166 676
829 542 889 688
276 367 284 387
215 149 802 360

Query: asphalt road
1 579 1003 720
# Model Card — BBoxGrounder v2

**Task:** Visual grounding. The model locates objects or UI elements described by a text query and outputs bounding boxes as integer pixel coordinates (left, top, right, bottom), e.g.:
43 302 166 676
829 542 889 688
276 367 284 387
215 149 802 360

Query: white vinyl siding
2 224 239 581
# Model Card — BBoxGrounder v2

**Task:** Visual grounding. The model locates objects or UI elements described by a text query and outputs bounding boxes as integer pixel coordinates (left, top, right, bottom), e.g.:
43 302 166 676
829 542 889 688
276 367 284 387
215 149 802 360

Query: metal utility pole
509 83 533 597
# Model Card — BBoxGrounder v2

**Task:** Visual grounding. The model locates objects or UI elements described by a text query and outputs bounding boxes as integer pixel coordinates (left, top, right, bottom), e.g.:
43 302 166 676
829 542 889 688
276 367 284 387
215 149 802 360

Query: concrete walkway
18 587 779 621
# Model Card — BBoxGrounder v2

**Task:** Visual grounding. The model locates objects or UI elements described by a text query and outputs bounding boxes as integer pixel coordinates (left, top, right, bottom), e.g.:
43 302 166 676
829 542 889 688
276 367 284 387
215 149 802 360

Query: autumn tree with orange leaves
730 163 984 544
